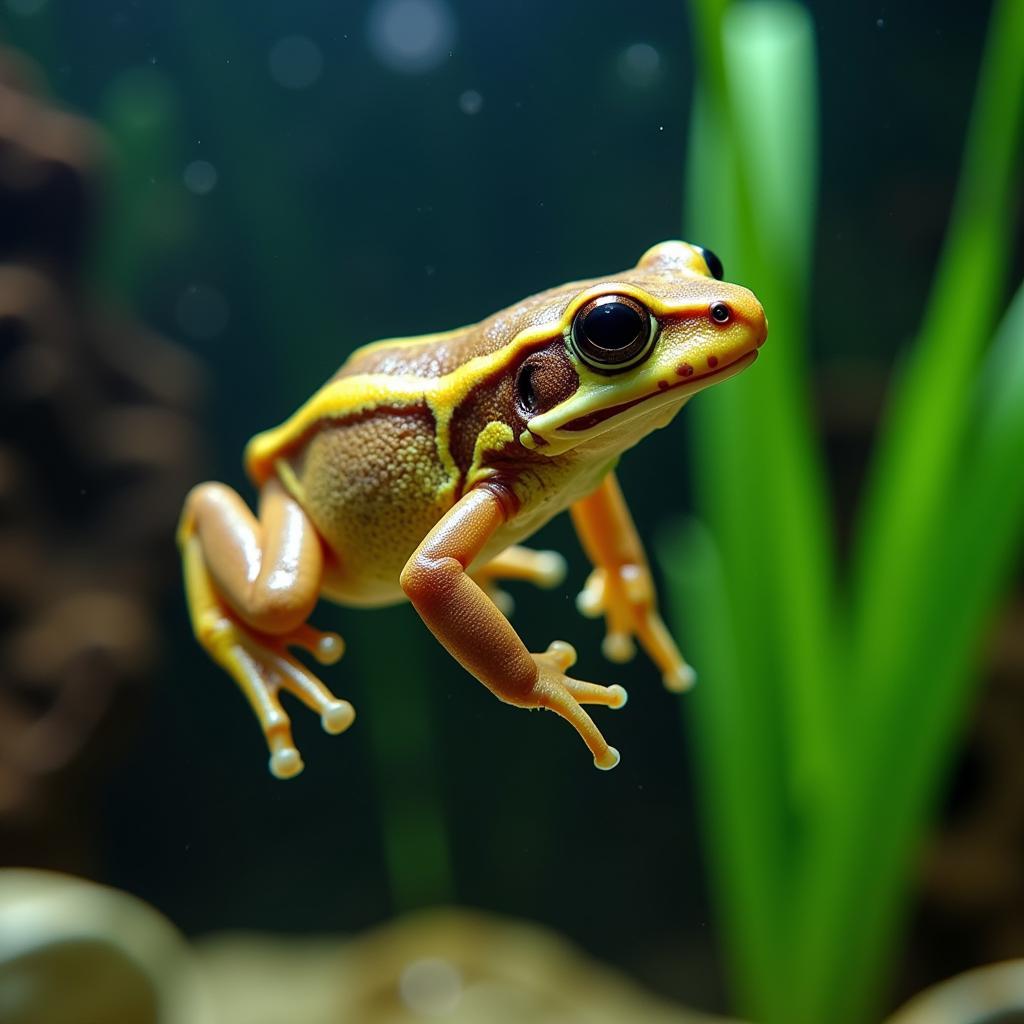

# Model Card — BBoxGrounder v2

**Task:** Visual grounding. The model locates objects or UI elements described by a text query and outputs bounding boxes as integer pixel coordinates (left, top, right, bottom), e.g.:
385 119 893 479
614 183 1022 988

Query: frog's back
244 275 601 605
332 275 594 381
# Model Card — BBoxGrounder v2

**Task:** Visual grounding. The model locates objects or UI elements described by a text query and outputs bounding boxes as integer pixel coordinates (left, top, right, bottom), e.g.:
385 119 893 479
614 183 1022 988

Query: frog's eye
696 246 724 280
570 295 656 373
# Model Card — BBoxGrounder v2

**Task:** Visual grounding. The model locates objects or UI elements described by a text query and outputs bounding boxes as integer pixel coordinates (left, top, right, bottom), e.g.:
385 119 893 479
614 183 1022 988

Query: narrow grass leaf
660 520 790 1021
849 0 1024 726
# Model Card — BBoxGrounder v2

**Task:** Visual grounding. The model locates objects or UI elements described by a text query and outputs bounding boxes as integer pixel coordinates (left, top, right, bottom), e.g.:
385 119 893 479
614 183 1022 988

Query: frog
177 241 767 779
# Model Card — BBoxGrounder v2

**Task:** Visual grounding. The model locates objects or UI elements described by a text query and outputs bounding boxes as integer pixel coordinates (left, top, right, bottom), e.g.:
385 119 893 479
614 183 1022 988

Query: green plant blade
849 0 1024 727
687 0 837 824
791 281 1024 1024
660 521 789 1020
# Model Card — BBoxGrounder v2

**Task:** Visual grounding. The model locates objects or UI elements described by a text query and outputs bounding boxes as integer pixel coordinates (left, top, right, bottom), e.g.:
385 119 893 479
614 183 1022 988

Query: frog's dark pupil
581 302 643 352
699 246 724 280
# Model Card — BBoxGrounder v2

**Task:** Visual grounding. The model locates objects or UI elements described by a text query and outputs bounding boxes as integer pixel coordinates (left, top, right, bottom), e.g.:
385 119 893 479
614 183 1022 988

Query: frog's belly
285 409 456 607
284 411 602 608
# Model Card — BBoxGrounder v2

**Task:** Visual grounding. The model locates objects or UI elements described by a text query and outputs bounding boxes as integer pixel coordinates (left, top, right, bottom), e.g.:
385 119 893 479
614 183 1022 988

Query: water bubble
367 0 456 74
399 958 462 1016
616 42 661 89
183 160 218 195
6 0 47 15
269 35 324 90
175 285 229 340
458 89 482 115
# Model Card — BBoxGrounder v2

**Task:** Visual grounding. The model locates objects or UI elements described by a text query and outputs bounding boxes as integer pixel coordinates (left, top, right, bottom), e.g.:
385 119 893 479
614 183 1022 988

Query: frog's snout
754 306 768 348
733 289 768 350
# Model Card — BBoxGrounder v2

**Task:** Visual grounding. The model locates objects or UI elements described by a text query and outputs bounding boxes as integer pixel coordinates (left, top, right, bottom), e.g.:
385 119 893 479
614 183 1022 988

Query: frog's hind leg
471 545 567 615
178 479 355 779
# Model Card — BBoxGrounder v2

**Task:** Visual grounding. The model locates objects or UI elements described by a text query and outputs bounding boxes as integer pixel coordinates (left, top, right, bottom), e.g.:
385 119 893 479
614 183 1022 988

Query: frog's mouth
524 350 757 451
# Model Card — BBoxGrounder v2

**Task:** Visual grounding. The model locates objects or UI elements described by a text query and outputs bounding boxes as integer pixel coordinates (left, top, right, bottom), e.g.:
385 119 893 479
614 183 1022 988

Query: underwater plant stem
791 0 1024 1014
350 606 456 912
661 522 790 1022
791 284 1024 1024
683 2 834 1020
689 0 838 819
683 0 1024 1022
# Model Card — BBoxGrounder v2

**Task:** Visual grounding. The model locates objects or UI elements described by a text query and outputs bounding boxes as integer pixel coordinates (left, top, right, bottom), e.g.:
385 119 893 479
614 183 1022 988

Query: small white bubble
367 0 456 74
876 17 885 28
617 42 661 89
269 35 324 90
458 89 482 115
183 160 218 195
175 284 229 340
6 0 47 15
399 958 462 1017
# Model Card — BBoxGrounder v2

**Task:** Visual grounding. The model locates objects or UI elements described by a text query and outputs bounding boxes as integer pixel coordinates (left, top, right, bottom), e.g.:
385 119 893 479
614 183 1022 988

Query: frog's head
515 240 767 457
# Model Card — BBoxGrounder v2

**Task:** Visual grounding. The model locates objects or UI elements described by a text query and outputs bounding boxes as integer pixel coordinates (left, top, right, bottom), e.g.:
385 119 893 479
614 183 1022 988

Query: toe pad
321 701 356 735
664 664 697 692
270 747 304 779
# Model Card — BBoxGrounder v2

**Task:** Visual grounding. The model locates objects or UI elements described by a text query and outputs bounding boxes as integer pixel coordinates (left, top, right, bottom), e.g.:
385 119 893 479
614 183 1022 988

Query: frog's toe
558 674 628 710
544 639 578 670
576 569 606 618
664 664 697 692
533 550 568 588
602 631 637 663
289 623 345 665
270 745 304 780
473 546 568 604
321 699 356 735
311 631 344 665
526 646 623 769
490 586 515 616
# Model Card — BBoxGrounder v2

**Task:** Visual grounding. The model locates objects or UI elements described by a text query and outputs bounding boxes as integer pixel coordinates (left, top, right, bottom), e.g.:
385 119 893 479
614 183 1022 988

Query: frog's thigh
181 478 322 634
178 479 353 780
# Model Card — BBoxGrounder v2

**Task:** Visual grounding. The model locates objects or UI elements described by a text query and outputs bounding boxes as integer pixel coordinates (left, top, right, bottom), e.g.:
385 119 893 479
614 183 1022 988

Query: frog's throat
520 350 757 456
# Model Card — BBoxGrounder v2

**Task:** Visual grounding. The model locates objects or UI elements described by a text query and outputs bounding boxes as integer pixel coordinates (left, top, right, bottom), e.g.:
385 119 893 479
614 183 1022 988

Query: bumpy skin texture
178 241 767 777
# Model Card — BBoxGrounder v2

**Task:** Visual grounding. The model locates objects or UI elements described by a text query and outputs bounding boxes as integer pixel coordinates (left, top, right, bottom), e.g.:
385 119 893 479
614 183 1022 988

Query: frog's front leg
178 478 355 779
570 472 695 692
401 486 626 769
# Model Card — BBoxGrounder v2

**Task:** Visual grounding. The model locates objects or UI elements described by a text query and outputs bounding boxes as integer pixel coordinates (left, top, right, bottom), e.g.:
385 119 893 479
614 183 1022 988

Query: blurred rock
0 869 211 1024
0 51 203 867
4 869 1021 1024
887 958 1024 1024
198 907 730 1024
0 47 101 280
